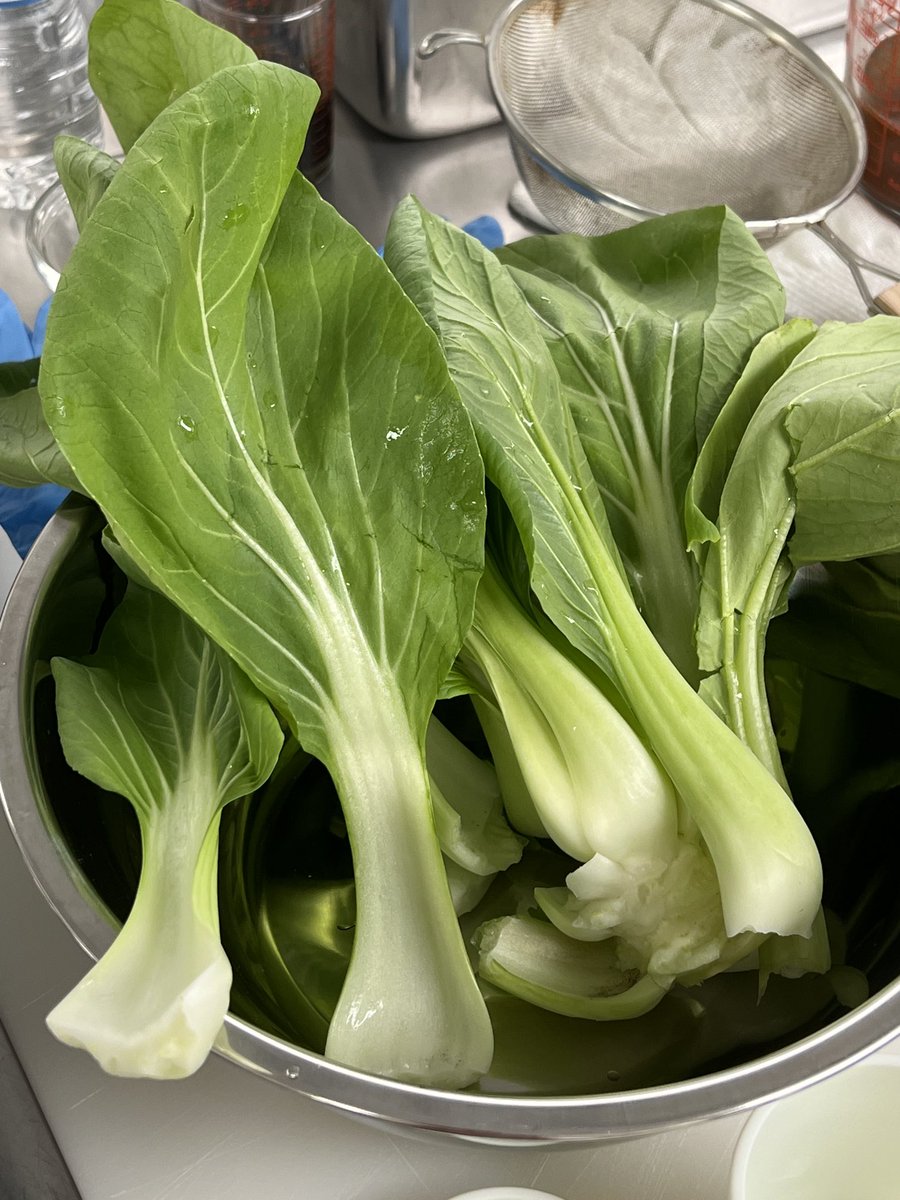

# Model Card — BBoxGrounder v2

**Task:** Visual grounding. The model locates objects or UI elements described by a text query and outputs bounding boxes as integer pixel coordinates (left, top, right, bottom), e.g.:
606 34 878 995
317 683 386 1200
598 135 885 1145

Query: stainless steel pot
2 497 900 1145
334 0 500 138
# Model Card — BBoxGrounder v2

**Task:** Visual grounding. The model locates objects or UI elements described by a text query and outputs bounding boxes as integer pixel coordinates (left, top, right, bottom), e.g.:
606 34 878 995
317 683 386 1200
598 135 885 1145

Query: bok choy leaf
0 359 78 489
460 550 755 985
497 208 785 683
691 317 900 780
40 63 493 1087
53 138 121 231
474 916 670 1020
88 0 255 153
426 715 526 878
48 583 283 1077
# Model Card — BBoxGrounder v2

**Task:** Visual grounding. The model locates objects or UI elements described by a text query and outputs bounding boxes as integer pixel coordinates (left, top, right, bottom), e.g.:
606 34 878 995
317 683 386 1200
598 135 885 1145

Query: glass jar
847 0 900 214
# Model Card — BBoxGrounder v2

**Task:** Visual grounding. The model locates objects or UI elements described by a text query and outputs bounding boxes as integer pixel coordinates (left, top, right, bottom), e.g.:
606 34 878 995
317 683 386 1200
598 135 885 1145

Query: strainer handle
809 222 900 317
418 29 486 59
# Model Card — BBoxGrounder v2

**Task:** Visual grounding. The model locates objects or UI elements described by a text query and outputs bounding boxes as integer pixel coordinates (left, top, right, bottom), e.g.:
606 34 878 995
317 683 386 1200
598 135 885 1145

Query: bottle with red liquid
848 0 900 214
193 0 335 183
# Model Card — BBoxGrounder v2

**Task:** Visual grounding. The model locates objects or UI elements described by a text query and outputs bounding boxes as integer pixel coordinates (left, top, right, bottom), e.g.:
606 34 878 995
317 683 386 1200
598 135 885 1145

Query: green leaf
53 584 283 839
768 561 900 700
689 323 816 779
0 141 120 494
385 196 624 684
41 63 492 1088
0 359 78 489
695 317 900 778
0 358 39 397
701 318 900 610
686 320 817 560
88 0 255 152
499 207 785 681
786 319 900 563
48 583 283 1078
54 137 120 230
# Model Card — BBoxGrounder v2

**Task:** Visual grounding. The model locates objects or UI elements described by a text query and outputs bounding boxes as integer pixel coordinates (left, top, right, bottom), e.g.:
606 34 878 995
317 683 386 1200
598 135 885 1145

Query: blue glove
377 214 505 255
0 292 67 556
460 215 504 250
0 290 40 361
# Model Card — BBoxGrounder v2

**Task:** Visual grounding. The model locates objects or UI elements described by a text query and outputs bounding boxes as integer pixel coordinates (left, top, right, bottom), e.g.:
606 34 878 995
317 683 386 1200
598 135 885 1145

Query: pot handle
418 28 486 58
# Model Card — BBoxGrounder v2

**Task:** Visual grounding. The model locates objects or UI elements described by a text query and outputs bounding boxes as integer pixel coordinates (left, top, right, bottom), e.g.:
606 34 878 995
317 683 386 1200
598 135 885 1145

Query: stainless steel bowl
2 498 900 1145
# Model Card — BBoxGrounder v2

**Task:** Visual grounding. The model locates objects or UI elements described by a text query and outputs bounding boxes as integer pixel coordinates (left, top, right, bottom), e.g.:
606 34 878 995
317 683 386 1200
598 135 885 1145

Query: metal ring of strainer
420 0 898 312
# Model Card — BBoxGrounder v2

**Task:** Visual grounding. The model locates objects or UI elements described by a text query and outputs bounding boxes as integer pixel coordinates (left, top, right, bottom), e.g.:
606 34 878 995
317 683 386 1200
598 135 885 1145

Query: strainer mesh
494 0 861 232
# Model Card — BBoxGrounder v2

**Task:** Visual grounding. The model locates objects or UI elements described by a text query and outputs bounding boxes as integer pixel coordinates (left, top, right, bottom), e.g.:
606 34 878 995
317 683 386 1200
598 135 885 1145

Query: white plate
730 1057 900 1199
449 1190 565 1200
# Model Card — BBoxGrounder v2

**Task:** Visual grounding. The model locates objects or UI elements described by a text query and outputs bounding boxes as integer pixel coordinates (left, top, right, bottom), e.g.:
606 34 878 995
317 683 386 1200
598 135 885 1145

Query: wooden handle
874 282 900 316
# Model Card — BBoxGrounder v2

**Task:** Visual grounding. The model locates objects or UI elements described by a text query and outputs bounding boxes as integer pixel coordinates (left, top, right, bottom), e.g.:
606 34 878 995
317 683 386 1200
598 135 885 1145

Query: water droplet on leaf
221 204 249 229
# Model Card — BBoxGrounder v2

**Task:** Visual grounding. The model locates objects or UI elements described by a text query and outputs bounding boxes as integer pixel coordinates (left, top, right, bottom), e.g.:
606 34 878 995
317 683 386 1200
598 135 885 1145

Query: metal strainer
421 0 899 313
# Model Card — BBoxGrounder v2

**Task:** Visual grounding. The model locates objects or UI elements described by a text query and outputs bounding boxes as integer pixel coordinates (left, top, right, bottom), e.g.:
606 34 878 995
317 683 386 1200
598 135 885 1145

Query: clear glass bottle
0 0 103 210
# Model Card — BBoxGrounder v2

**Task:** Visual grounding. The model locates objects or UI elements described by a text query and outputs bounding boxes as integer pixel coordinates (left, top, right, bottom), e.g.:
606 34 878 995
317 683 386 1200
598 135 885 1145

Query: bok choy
40 63 493 1088
384 200 823 951
48 583 283 1077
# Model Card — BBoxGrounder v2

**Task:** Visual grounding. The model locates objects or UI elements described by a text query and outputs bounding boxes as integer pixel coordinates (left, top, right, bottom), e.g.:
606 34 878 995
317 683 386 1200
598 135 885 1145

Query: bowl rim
2 498 900 1142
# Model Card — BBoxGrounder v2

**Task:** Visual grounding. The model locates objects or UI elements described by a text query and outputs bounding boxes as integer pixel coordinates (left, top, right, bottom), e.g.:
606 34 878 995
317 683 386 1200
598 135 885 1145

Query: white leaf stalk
538 849 762 983
475 916 670 1020
323 694 494 1089
464 557 679 868
427 715 526 877
443 857 495 917
48 803 230 1079
465 555 765 982
47 584 283 1079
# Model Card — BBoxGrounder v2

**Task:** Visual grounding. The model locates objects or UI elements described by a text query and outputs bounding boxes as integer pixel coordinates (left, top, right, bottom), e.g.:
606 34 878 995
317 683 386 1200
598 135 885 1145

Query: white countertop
2 11 899 1200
